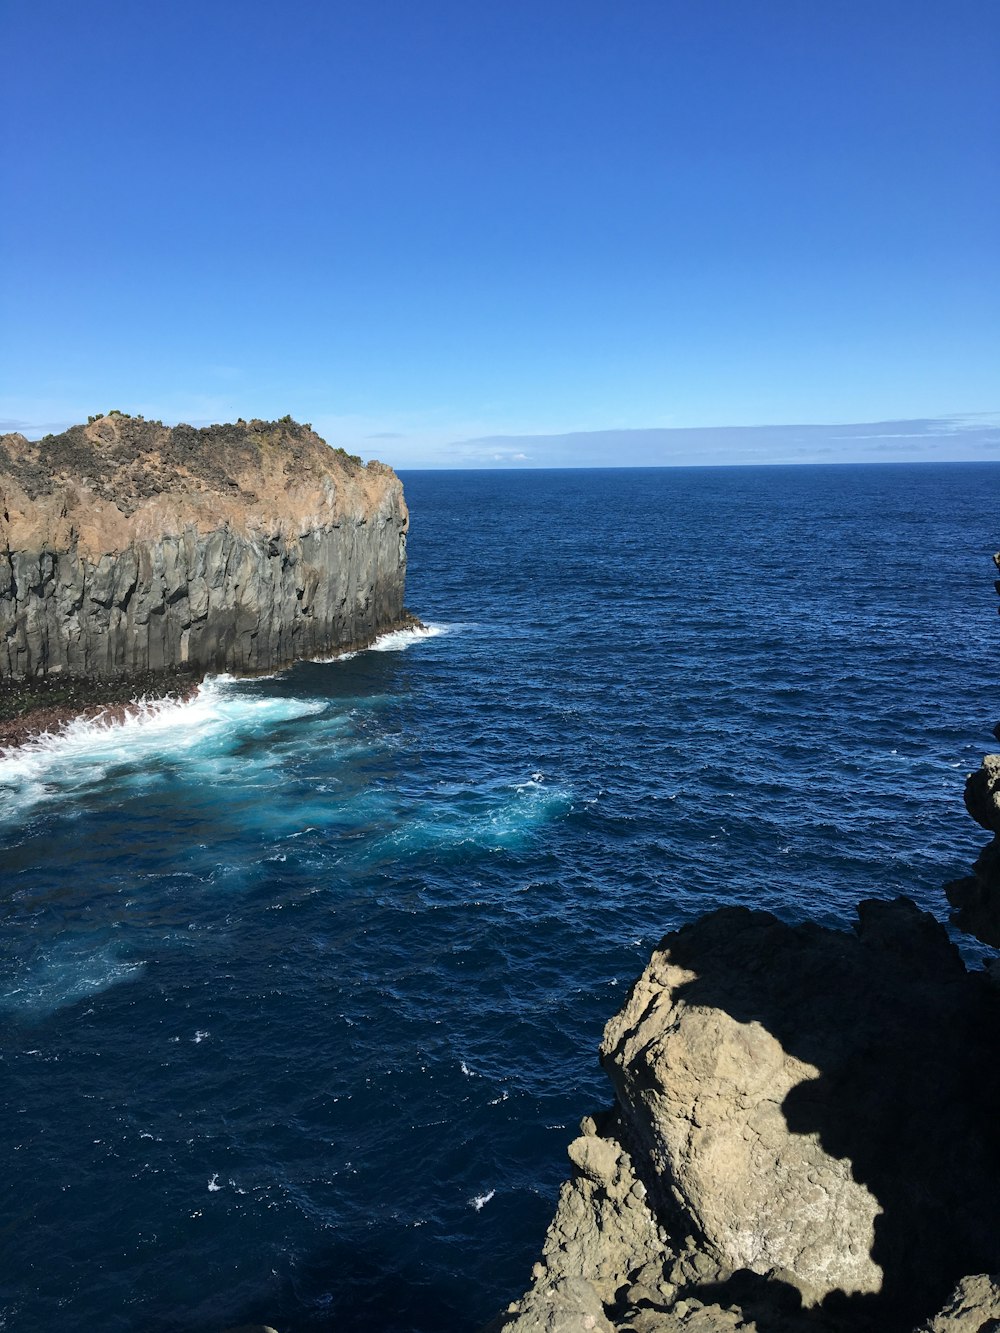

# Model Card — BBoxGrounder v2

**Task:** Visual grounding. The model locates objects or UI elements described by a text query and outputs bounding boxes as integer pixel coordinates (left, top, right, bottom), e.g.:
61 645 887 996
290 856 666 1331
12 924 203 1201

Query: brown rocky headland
0 413 417 741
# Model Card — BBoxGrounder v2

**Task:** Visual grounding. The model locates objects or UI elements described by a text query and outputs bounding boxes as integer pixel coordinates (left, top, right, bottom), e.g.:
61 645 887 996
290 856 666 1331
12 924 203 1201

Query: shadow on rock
602 899 1000 1332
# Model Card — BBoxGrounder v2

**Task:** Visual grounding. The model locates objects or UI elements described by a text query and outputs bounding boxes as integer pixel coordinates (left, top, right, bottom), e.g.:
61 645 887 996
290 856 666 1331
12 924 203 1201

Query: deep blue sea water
1 464 998 1333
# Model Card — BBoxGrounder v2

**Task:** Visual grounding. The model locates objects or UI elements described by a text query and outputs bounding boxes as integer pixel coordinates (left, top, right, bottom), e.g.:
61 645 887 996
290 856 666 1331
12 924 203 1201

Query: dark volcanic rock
0 415 412 682
946 753 1000 949
0 668 199 748
497 901 1000 1333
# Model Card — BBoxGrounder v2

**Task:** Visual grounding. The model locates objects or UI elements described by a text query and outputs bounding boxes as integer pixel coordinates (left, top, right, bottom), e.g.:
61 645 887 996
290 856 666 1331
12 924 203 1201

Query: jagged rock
541 1116 670 1306
493 1275 616 1333
497 900 1000 1333
602 900 1000 1327
0 415 411 680
962 755 1000 836
915 1274 1000 1331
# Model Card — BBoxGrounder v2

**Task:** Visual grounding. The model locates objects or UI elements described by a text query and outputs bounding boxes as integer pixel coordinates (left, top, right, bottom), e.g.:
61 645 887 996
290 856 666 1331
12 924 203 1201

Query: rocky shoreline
5 421 999 1332
0 610 425 751
0 414 419 749
0 668 201 750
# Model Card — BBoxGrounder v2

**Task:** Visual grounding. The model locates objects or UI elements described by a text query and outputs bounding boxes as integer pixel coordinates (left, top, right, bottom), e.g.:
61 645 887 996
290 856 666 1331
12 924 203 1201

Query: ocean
0 463 997 1332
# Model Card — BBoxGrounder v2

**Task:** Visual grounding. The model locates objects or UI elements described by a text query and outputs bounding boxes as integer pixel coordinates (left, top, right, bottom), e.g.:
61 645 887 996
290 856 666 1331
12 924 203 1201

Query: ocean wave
367 776 572 859
310 621 454 663
0 676 326 823
367 621 452 651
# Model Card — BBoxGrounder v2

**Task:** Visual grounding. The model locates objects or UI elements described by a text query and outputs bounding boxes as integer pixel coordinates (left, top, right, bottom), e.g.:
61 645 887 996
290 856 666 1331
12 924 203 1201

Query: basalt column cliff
0 415 412 680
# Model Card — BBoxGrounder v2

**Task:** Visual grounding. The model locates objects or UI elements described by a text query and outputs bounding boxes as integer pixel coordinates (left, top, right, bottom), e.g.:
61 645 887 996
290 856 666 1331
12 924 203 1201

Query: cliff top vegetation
0 416 376 508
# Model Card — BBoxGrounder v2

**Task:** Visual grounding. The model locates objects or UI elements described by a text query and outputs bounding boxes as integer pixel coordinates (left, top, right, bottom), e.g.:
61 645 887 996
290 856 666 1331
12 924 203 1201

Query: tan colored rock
495 1275 616 1333
603 976 881 1299
540 1125 669 1307
916 1274 1000 1331
495 900 1000 1333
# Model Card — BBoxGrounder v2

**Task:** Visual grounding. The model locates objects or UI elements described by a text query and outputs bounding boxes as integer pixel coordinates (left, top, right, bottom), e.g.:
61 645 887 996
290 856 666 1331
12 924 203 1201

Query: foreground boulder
0 414 411 680
496 900 1000 1333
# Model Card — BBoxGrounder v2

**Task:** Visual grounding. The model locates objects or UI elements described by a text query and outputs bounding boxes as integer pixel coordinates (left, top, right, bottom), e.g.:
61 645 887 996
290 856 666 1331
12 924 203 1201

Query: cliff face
494 902 1000 1333
0 415 410 679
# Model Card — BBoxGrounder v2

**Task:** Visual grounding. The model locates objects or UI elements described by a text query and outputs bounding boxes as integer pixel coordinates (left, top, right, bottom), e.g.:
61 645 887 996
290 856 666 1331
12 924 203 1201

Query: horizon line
396 456 1000 472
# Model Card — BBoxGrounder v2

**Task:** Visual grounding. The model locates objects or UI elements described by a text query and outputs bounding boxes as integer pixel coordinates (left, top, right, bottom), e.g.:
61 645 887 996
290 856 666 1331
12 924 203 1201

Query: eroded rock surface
914 1274 1000 1332
497 901 1000 1333
0 415 411 679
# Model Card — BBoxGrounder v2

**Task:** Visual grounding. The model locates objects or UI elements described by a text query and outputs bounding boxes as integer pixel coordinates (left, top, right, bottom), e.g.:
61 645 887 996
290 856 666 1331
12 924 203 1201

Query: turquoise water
1 464 997 1331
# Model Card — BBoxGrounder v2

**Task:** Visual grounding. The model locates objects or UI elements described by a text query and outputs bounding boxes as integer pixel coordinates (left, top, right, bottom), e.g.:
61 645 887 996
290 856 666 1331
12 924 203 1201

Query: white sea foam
469 1189 495 1211
368 622 449 651
311 621 452 663
0 626 452 820
0 676 326 822
372 776 571 860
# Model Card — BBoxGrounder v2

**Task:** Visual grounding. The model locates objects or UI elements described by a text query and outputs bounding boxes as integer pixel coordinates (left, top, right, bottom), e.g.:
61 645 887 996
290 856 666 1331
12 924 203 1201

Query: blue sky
2 0 997 467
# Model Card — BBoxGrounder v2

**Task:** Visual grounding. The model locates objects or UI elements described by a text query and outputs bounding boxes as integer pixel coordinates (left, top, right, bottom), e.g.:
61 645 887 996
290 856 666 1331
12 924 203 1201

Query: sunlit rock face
496 901 1000 1333
601 910 884 1302
0 416 410 678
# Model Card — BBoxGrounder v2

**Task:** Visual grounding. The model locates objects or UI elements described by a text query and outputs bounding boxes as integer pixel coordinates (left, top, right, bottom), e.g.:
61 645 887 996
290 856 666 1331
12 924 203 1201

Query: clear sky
2 0 997 467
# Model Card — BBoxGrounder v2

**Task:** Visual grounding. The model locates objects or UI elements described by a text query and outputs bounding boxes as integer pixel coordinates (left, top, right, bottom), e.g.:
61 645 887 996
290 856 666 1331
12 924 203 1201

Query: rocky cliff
494 901 1000 1333
0 414 412 681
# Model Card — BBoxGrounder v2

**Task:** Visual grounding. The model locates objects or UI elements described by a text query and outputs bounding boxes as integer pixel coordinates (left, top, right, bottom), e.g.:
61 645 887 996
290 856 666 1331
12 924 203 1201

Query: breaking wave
0 676 325 823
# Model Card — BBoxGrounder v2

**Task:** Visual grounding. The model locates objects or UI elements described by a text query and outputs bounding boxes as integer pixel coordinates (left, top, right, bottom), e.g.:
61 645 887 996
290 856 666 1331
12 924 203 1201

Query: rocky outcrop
914 1275 1000 1332
0 414 411 681
495 901 1000 1333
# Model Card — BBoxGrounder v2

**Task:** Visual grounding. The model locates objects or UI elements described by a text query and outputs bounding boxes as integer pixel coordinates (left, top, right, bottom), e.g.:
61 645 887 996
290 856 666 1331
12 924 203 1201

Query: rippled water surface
1 464 998 1332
